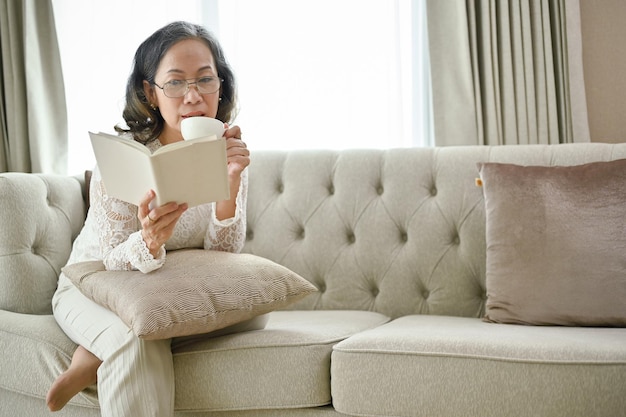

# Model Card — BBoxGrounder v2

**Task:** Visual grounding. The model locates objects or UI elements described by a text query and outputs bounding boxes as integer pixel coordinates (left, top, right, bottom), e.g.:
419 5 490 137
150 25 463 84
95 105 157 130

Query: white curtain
427 0 590 146
216 0 433 151
0 0 67 173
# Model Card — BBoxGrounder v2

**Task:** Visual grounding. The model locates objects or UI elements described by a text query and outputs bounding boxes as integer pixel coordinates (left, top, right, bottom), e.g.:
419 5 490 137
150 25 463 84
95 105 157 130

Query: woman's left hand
223 124 249 179
215 124 248 220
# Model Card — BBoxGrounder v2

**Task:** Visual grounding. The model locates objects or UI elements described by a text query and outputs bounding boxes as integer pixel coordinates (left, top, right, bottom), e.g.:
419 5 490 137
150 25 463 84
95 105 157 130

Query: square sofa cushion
477 159 626 326
62 249 318 339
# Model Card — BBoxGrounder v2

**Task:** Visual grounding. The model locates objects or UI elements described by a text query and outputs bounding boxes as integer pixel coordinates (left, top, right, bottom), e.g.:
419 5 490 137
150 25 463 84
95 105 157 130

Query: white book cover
89 131 230 207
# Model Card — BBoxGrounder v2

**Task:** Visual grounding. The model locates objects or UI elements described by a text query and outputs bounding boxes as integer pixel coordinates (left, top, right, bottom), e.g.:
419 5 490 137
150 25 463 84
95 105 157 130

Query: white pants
52 274 267 417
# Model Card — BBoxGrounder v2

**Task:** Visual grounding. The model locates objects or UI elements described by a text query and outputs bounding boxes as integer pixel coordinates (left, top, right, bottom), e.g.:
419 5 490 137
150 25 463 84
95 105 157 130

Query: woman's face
144 38 221 145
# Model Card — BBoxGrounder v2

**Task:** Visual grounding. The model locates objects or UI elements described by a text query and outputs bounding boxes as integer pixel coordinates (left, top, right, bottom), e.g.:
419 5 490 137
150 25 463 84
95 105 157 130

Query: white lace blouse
66 138 247 273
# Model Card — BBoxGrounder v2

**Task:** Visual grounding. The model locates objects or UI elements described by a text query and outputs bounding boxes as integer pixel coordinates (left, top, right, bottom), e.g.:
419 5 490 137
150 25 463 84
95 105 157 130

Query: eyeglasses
153 76 222 98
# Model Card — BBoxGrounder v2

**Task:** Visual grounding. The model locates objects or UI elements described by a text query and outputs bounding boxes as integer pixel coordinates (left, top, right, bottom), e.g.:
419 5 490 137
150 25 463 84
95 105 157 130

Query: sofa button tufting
246 230 254 240
422 290 430 299
430 186 437 196
347 233 355 244
377 185 384 195
400 232 408 242
277 184 284 193
328 184 335 195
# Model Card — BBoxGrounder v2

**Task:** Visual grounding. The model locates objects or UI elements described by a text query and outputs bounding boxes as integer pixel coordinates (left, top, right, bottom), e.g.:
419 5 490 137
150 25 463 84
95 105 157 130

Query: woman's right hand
138 190 188 257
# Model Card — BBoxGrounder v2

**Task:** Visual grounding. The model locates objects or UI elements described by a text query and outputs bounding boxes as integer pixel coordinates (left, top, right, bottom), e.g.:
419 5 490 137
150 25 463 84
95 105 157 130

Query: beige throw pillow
62 249 317 339
477 159 626 326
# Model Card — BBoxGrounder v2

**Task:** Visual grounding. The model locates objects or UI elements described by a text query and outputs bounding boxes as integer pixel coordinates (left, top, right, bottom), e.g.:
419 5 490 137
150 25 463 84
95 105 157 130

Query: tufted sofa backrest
3 143 626 319
242 143 626 319
0 173 85 314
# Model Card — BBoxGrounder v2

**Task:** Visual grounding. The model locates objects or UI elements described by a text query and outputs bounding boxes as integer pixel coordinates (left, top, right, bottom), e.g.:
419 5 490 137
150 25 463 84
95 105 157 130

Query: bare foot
46 346 101 411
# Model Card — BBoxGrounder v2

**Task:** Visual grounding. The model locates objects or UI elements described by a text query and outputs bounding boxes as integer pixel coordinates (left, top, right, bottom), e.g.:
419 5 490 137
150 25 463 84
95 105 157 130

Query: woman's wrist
216 173 241 220
141 229 163 258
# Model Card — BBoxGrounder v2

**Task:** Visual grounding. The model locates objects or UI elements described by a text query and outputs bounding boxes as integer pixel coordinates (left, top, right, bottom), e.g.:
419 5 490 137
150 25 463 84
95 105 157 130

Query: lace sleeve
205 168 248 253
90 167 165 272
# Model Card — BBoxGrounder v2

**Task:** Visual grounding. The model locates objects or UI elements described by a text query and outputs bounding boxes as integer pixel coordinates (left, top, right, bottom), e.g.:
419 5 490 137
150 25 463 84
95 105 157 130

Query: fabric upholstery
172 310 389 411
331 315 626 417
242 143 626 321
0 391 340 417
0 310 95 409
478 159 626 326
0 173 84 314
62 249 318 339
4 142 626 417
0 309 388 413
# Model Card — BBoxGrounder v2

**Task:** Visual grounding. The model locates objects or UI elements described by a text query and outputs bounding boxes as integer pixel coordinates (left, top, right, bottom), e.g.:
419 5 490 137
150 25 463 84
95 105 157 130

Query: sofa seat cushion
0 310 98 408
2 309 388 412
171 310 389 412
331 315 626 417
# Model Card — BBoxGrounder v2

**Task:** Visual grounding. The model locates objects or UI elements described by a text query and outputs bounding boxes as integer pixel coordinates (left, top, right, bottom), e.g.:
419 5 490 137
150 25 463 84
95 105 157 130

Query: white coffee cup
181 117 225 141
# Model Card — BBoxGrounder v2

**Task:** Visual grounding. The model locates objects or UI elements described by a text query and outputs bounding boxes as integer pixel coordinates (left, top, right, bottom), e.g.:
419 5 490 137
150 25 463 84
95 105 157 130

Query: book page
89 132 155 206
152 134 218 155
91 131 151 155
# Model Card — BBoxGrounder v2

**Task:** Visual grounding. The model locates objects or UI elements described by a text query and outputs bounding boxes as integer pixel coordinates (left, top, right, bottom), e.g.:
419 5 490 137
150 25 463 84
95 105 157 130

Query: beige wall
580 0 626 143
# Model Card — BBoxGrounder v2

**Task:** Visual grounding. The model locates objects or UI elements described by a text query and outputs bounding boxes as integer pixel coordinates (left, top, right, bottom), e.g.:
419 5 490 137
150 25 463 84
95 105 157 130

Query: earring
218 97 222 102
150 103 157 110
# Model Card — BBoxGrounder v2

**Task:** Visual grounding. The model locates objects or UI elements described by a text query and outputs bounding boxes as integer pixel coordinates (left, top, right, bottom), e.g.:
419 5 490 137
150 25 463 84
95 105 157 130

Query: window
52 0 431 174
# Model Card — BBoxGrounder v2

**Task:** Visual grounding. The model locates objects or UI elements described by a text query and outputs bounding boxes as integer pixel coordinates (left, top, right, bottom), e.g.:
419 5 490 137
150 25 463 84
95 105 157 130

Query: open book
89 131 229 208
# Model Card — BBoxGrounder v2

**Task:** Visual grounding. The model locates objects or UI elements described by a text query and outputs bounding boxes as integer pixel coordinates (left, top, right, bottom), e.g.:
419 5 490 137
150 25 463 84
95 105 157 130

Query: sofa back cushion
0 173 85 314
242 143 626 319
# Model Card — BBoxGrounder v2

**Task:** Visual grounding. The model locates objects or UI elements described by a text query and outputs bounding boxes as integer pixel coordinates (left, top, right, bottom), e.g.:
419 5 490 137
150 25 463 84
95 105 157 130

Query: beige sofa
1 143 626 417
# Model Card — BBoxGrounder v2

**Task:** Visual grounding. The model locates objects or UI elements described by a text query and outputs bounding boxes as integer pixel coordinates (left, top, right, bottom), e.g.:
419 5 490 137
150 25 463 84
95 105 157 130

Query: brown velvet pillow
62 249 317 339
477 159 626 326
